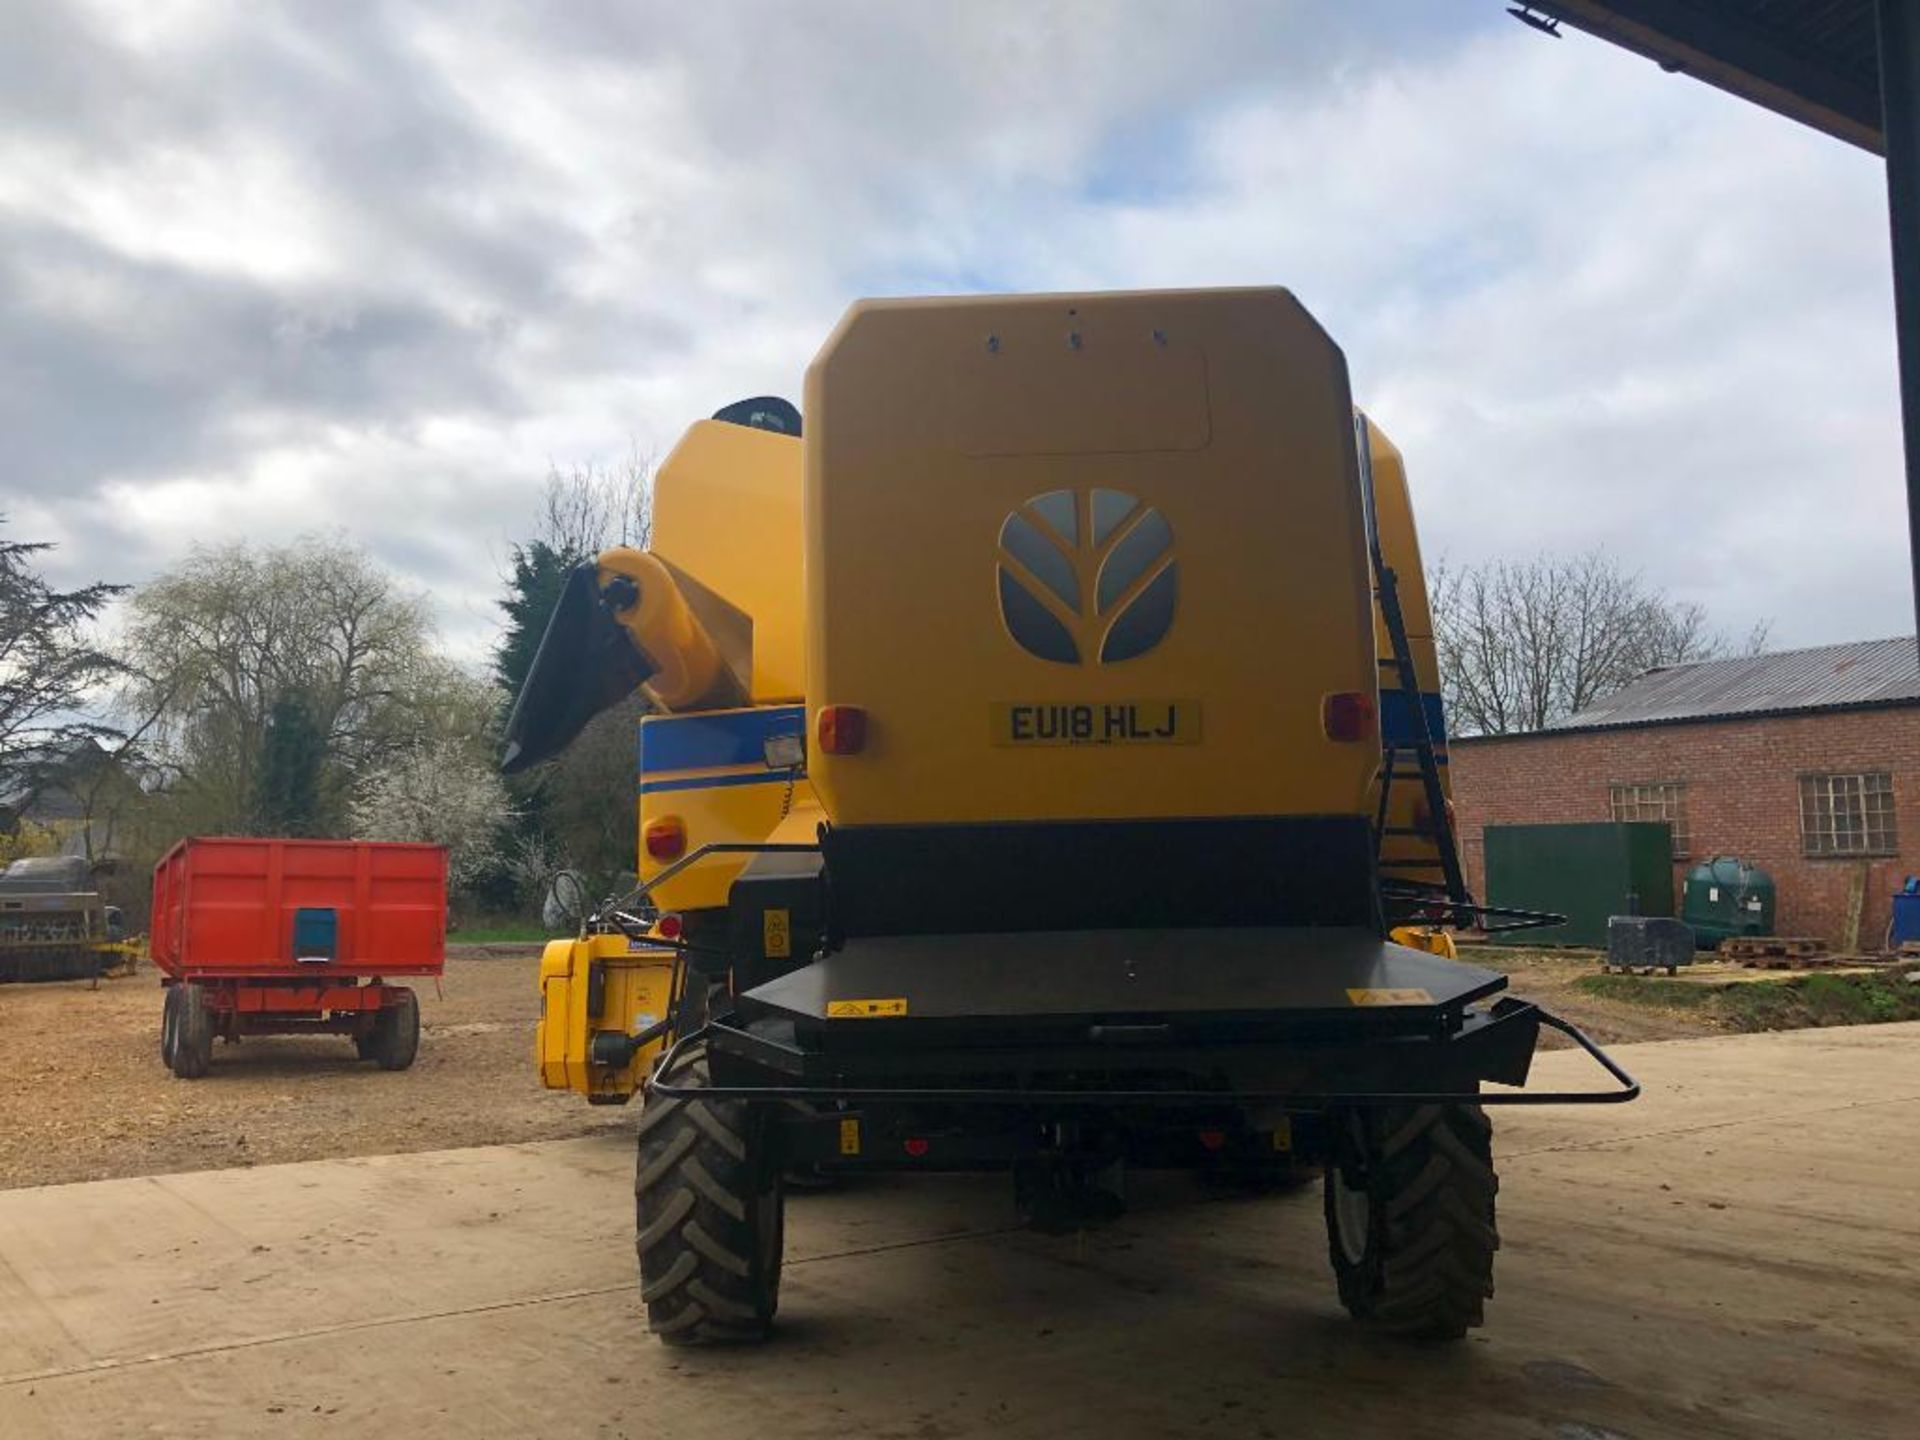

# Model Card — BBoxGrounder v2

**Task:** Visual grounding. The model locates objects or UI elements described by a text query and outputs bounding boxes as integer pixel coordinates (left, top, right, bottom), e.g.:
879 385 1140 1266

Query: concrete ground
2 1025 1916 1440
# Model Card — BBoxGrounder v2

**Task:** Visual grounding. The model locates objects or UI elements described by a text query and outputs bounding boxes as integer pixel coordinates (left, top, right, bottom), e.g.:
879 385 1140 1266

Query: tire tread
633 1041 781 1346
169 984 214 1080
1327 1102 1498 1341
368 988 420 1071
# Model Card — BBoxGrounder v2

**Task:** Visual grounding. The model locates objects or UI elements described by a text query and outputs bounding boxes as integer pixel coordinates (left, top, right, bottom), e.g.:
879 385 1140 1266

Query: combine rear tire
634 1040 783 1345
1325 1103 1497 1340
367 988 420 1071
169 983 215 1080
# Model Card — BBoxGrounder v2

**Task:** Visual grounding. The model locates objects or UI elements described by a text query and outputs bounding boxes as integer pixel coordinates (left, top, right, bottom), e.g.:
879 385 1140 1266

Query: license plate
991 700 1200 747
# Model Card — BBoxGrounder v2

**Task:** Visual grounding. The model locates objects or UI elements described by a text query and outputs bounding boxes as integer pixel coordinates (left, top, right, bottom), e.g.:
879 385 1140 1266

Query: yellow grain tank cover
1363 417 1454 881
803 288 1376 826
636 705 812 911
649 419 805 704
536 934 677 1103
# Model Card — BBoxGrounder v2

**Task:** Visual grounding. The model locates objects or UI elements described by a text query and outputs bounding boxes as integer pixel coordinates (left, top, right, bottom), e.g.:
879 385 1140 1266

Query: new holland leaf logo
997 489 1177 665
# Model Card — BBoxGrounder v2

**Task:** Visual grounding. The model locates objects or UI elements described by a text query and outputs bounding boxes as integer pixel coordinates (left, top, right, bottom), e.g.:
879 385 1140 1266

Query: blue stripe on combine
639 770 803 796
639 706 806 774
1379 690 1449 752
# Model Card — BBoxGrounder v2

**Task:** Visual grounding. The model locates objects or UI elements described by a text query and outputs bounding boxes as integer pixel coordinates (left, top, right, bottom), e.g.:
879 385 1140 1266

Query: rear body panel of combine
805 288 1376 831
721 288 1505 1075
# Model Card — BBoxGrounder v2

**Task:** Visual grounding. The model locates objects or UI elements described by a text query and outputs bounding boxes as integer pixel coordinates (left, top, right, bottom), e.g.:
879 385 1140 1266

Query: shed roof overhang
1529 2 1880 151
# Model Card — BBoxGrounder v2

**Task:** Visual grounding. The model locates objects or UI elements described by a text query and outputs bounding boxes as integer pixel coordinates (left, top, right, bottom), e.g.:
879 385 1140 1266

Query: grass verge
448 921 558 944
1573 969 1920 1031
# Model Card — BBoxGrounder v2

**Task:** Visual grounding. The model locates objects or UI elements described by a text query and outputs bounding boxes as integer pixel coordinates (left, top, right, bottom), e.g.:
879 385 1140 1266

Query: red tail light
654 912 684 940
903 1137 931 1158
1322 691 1376 743
817 705 868 755
643 816 686 861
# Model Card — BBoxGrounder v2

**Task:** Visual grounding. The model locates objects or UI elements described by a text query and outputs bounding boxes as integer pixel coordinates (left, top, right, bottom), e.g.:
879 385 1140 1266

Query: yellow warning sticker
763 907 792 960
826 997 908 1019
838 1117 861 1156
1271 1117 1293 1153
1346 987 1434 1006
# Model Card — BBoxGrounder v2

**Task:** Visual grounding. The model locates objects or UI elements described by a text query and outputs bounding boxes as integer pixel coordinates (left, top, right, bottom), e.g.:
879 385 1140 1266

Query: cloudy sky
4 0 1905 664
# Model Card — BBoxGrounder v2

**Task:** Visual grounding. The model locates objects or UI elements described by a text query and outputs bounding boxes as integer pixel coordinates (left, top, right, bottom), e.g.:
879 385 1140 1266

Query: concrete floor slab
2 1024 1916 1439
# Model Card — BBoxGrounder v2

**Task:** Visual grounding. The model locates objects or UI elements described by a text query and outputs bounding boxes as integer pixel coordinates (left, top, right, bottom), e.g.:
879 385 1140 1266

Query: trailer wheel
634 1039 783 1345
1324 1103 1497 1340
160 986 182 1066
368 988 420 1071
169 984 215 1080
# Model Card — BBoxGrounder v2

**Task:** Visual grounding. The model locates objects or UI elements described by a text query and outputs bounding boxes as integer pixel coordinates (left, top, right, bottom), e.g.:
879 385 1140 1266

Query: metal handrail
645 1004 1639 1108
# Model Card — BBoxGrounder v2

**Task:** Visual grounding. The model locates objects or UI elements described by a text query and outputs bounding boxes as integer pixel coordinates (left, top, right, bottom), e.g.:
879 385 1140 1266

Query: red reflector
817 705 868 755
1322 691 1376 743
655 912 684 941
903 1137 931 1158
643 816 686 861
1198 1129 1227 1152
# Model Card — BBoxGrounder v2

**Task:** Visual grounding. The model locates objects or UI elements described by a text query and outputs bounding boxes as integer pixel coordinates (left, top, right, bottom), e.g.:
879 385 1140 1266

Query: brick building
1450 638 1920 949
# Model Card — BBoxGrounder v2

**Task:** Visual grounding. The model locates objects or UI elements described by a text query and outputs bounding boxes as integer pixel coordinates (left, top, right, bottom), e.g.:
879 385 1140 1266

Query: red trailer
151 837 447 1079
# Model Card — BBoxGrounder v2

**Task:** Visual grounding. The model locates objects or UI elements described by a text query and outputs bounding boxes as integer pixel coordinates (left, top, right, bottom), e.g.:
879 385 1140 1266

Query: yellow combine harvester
506 288 1633 1346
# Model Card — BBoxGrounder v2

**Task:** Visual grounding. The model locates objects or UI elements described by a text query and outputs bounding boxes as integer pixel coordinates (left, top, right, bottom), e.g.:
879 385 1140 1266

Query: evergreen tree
0 518 124 808
251 697 327 835
493 541 577 700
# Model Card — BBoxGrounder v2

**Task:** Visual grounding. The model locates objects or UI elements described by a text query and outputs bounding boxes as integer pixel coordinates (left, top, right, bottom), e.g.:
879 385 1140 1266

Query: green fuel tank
1681 856 1775 947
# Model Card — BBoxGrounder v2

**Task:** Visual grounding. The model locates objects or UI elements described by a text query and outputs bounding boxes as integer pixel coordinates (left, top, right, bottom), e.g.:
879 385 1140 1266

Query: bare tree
1430 550 1767 736
59 703 170 863
539 450 654 561
120 536 437 832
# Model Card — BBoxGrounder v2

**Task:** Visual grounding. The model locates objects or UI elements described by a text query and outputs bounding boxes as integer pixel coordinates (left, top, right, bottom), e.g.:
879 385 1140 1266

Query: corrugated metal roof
1548 636 1920 731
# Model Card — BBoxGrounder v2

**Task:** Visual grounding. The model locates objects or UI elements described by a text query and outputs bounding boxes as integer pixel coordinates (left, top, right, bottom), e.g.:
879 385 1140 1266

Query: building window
1609 781 1689 858
1798 772 1897 857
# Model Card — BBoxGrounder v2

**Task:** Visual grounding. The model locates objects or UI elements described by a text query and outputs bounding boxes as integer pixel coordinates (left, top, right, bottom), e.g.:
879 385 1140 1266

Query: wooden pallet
1719 936 1829 965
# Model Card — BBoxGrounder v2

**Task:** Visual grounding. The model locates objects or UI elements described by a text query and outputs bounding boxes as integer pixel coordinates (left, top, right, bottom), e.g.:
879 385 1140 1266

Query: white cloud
0 1 1904 666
